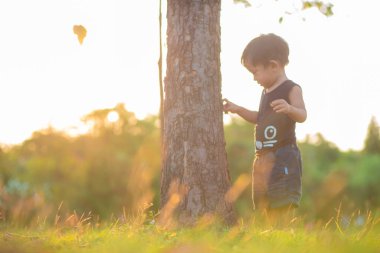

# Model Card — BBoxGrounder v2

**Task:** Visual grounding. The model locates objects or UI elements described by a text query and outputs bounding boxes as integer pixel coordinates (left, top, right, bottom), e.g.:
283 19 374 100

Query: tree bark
160 0 235 225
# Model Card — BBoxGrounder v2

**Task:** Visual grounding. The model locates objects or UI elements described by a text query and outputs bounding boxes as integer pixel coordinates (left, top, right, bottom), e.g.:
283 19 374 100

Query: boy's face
245 61 280 89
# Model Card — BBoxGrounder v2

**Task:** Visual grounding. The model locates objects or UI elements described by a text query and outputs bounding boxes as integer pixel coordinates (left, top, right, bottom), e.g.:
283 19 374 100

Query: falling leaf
73 25 87 45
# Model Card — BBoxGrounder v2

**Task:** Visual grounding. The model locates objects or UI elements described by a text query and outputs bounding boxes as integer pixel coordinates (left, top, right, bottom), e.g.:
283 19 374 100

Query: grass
1 212 380 253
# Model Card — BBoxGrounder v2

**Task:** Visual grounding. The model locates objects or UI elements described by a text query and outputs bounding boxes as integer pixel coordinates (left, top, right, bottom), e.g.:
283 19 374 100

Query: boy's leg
266 144 303 227
252 153 274 209
267 204 297 228
252 152 275 224
268 145 302 207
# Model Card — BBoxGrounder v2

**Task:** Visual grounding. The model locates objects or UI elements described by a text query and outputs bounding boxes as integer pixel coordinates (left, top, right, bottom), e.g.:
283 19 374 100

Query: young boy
223 34 307 220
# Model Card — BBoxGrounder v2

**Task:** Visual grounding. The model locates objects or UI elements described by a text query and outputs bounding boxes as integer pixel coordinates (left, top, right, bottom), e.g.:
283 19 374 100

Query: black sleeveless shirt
255 80 299 154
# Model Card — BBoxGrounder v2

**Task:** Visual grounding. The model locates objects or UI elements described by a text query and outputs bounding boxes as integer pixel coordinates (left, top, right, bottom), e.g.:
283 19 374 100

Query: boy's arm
270 86 307 123
223 99 258 124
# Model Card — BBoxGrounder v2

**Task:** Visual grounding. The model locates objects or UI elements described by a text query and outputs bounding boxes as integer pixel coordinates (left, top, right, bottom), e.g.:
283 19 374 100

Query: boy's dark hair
241 33 289 67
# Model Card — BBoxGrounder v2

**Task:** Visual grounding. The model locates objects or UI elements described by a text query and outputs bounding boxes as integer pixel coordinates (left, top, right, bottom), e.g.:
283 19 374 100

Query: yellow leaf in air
73 25 87 45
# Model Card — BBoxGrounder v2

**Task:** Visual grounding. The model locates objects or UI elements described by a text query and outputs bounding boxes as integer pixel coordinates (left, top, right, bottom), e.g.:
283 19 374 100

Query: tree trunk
160 0 235 225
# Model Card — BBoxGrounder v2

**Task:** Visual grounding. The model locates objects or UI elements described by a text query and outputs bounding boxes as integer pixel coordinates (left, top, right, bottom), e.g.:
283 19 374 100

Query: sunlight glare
107 111 119 123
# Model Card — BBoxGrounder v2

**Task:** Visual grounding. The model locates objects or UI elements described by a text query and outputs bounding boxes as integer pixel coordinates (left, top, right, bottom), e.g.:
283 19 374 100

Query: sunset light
1 1 380 251
1 0 379 150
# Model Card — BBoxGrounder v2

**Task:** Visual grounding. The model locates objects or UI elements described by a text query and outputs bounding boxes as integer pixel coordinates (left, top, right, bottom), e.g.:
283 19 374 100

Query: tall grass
1 205 380 253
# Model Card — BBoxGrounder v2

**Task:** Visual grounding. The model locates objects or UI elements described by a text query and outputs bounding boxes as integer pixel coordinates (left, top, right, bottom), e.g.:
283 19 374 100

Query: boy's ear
269 60 281 69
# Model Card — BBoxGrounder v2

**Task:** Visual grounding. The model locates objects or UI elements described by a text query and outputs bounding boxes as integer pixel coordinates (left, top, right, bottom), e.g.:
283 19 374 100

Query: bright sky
1 0 379 151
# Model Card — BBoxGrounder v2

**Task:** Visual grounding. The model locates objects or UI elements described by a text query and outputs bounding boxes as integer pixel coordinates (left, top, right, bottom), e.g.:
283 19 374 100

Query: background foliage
1 104 380 225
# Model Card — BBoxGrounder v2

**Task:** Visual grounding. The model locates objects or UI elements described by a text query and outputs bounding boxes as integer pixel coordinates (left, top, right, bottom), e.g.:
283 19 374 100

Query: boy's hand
223 98 258 123
223 98 240 114
271 99 291 114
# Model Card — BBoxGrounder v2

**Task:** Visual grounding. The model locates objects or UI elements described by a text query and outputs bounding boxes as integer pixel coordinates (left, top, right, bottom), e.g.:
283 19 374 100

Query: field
1 212 380 253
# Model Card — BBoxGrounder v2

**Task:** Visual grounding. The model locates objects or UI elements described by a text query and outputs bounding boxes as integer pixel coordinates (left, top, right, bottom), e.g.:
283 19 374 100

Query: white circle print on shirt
263 125 278 148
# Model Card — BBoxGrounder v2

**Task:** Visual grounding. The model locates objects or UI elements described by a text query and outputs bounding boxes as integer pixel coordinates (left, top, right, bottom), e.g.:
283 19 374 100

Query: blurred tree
0 104 161 222
224 118 255 176
346 155 380 210
0 147 9 183
5 108 380 223
234 0 333 16
363 116 380 155
224 118 255 217
78 104 161 215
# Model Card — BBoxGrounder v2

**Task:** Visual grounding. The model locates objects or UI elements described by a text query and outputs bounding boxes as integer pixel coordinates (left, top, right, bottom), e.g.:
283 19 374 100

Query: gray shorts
252 144 302 210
